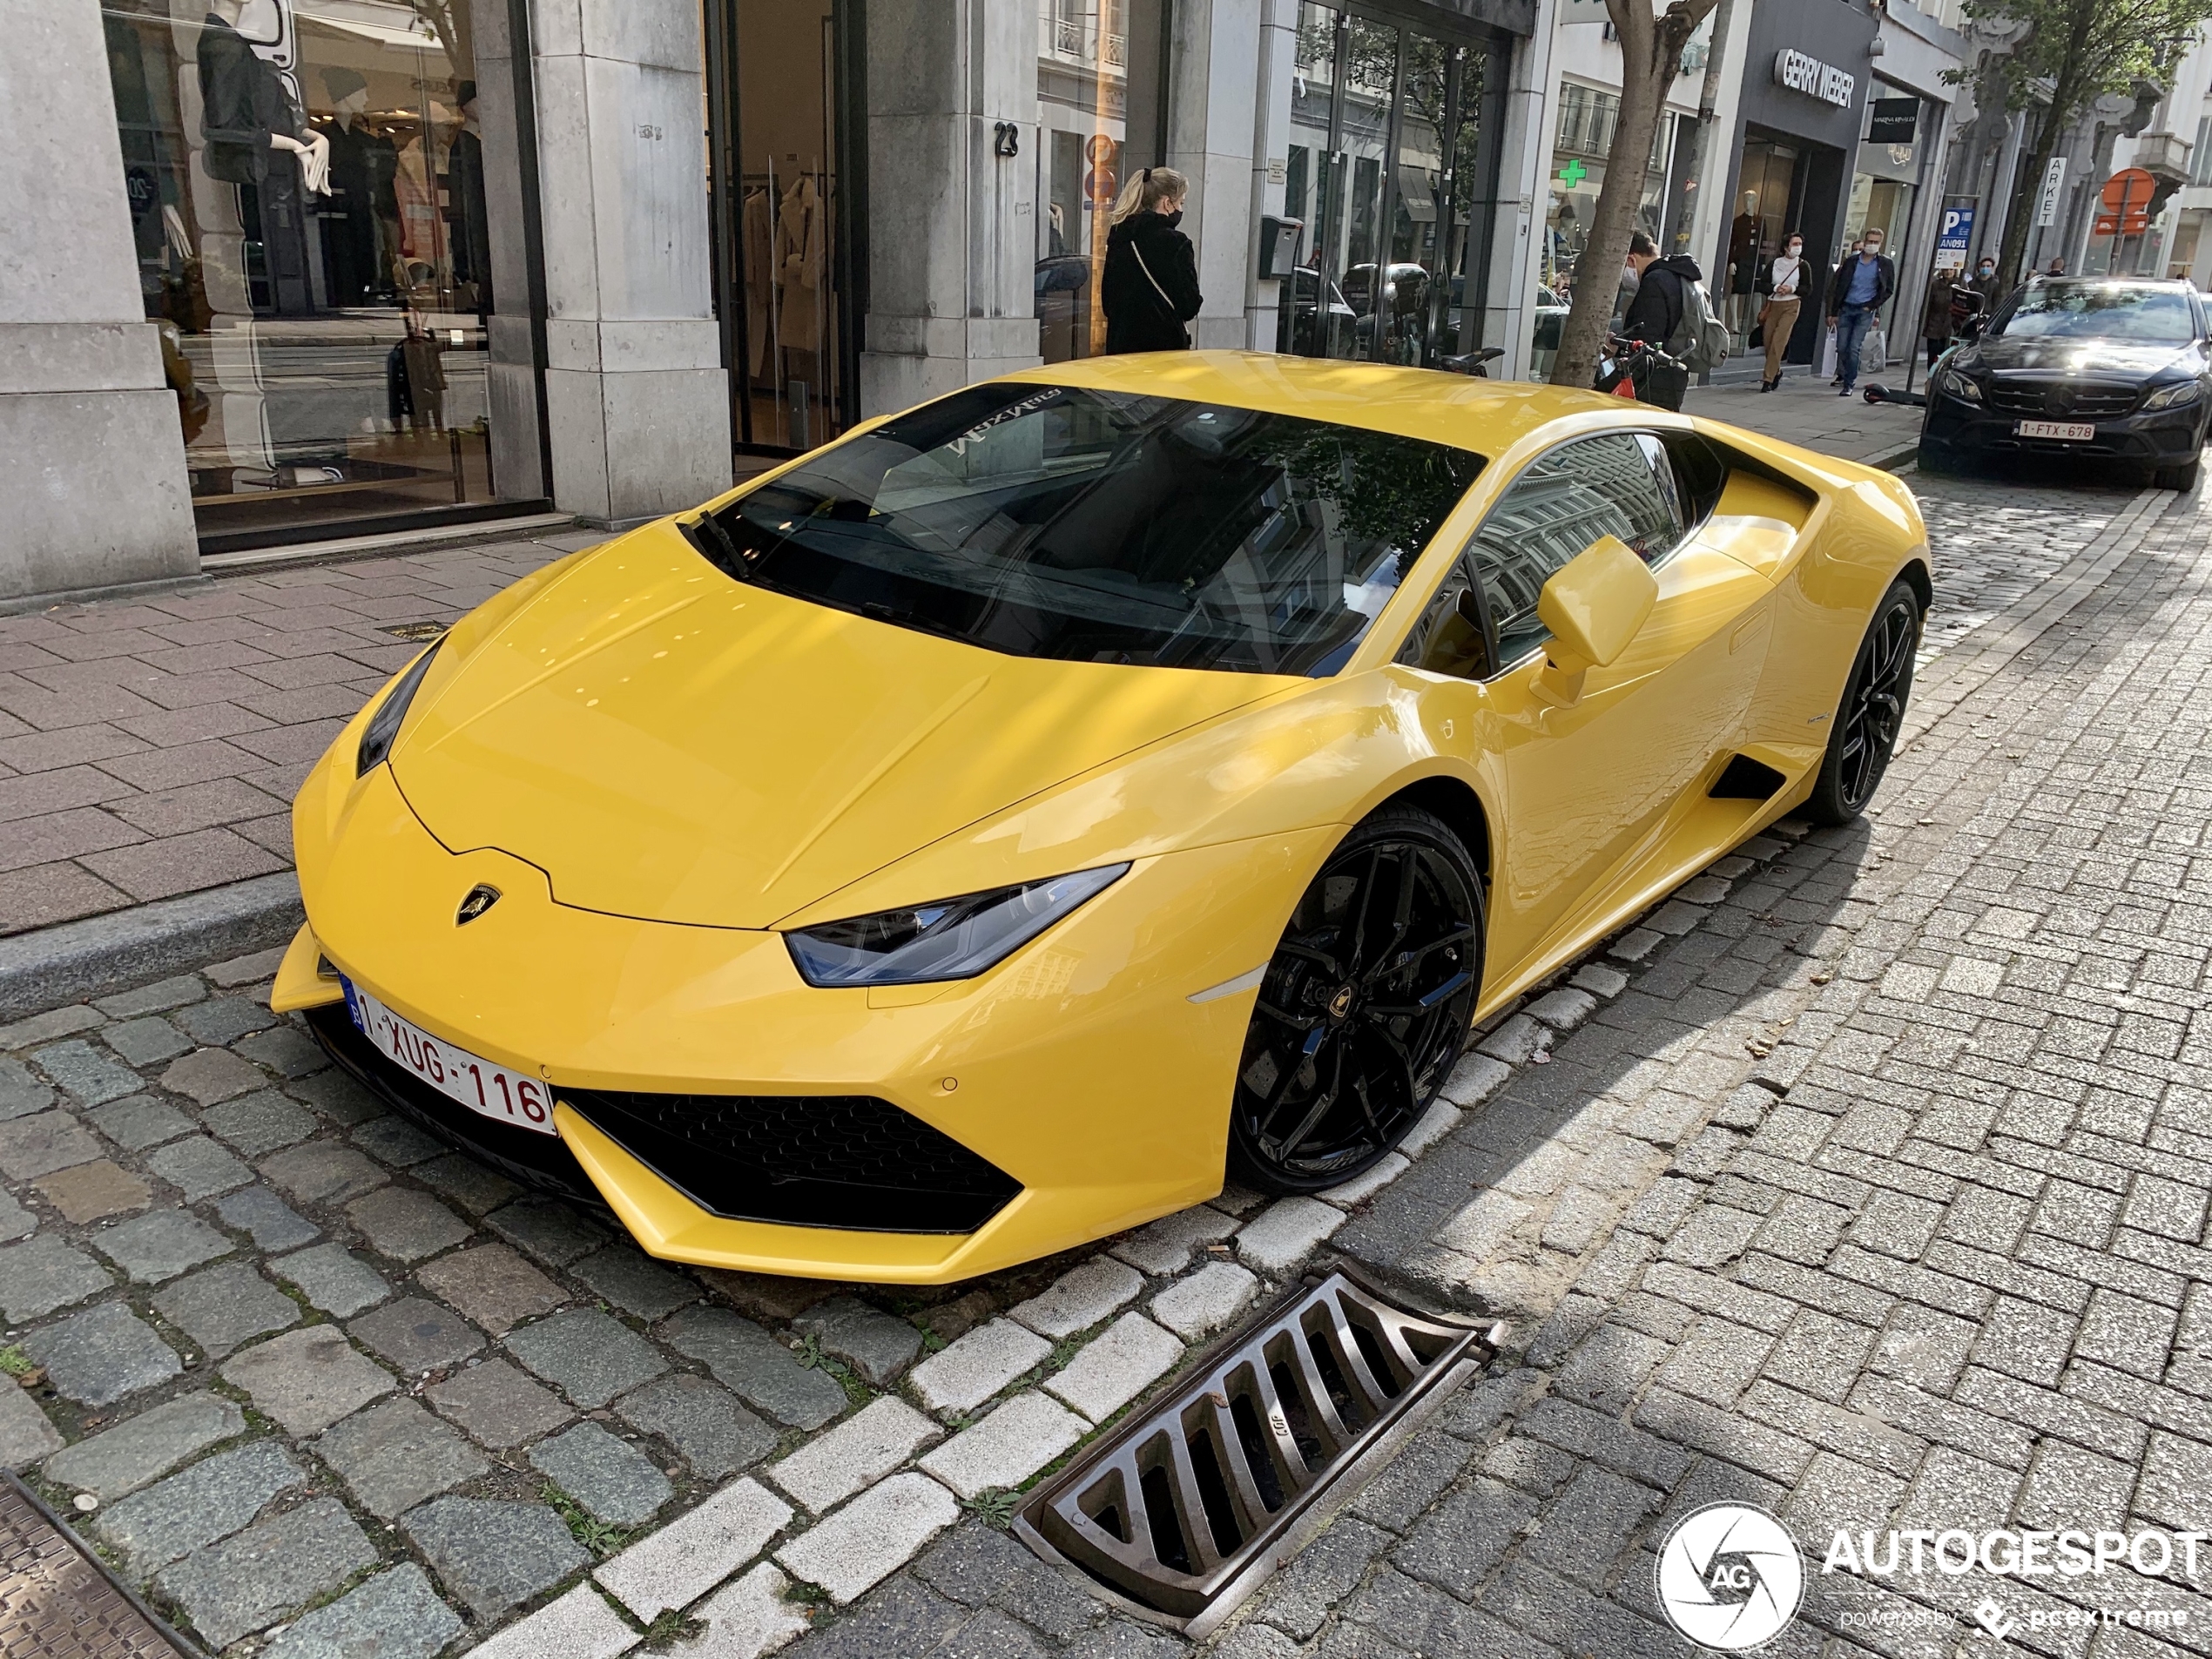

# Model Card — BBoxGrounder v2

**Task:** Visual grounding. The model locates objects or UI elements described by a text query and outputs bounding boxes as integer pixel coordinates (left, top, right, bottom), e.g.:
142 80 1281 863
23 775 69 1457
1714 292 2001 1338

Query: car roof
996 349 1625 453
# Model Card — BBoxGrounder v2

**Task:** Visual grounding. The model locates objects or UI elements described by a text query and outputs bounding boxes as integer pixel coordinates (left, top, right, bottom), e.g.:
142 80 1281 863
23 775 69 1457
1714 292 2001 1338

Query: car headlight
784 865 1130 987
2143 381 2202 410
356 642 443 775
1939 368 1982 403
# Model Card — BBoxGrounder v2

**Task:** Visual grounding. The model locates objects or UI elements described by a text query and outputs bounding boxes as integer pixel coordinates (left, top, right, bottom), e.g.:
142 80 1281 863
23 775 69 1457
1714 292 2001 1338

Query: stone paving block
765 1395 941 1514
0 1007 104 1050
1109 1206 1239 1276
94 1439 304 1572
96 976 205 1019
907 1318 1052 1415
486 1197 609 1266
0 1056 54 1120
172 995 277 1046
616 1372 775 1480
1527 988 1598 1031
269 1241 392 1317
0 1235 113 1322
263 1563 464 1659
1570 963 1629 998
661 1306 849 1430
146 1134 253 1201
233 1025 328 1080
597 1476 794 1621
95 1207 233 1283
206 948 287 988
39 1390 244 1501
349 1114 445 1167
1399 1100 1462 1157
152 1260 301 1358
404 1495 590 1621
0 1191 28 1242
1009 1259 1144 1341
102 1018 195 1068
1236 1197 1346 1277
84 1094 193 1151
157 1494 376 1650
682 1561 811 1659
220 1325 394 1434
260 1141 388 1205
505 1307 668 1408
1607 927 1663 962
350 1296 485 1375
1149 1261 1260 1342
1441 1052 1512 1109
158 1047 266 1107
26 1301 180 1406
427 1355 577 1448
792 1295 924 1386
201 1088 320 1157
315 1394 490 1518
1476 1014 1548 1065
571 1245 699 1322
0 1109 103 1179
696 1271 852 1325
416 1242 565 1334
1321 1152 1411 1207
346 1184 472 1262
0 1376 63 1470
468 1582 638 1659
1045 1313 1184 1424
32 1040 143 1106
774 1471 955 1606
215 1184 319 1251
288 1069 381 1127
532 1421 674 1526
920 1391 1086 1499
413 1151 523 1217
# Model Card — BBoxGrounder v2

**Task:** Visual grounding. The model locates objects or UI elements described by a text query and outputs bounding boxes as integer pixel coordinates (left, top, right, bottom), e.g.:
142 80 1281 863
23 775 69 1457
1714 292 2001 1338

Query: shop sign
1774 49 1857 111
2035 158 2067 227
1936 204 1975 260
1868 98 1919 145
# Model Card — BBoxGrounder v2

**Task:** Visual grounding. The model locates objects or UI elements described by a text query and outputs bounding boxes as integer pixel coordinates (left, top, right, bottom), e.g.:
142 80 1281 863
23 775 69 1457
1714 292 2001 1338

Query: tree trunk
1994 2 2094 287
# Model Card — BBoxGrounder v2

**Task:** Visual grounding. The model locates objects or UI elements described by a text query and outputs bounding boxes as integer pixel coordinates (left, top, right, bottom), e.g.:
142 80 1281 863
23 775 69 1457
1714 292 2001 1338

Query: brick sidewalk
1683 378 1924 468
0 529 592 937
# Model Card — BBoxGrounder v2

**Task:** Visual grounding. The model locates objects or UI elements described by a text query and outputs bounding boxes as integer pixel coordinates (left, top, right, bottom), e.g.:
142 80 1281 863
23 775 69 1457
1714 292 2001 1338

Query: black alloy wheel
1805 577 1923 826
1227 805 1484 1194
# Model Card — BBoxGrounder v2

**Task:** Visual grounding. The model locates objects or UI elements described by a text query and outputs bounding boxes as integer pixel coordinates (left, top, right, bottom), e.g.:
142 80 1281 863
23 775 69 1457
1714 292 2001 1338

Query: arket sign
1774 48 1857 110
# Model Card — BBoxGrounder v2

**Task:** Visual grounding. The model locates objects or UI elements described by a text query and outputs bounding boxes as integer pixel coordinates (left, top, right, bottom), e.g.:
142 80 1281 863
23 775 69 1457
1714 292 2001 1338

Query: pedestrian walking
1826 228 1895 397
1755 232 1808 391
1968 254 2003 315
2046 257 2067 277
1102 165 1201 354
1922 264 1960 368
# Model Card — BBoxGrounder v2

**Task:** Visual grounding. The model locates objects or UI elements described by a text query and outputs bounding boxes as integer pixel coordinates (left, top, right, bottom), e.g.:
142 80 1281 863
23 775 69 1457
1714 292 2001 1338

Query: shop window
1537 80 1673 376
104 0 531 543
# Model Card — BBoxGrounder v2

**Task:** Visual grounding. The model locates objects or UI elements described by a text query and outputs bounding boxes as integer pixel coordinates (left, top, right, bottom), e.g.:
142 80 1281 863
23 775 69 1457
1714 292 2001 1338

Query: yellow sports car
272 353 1929 1284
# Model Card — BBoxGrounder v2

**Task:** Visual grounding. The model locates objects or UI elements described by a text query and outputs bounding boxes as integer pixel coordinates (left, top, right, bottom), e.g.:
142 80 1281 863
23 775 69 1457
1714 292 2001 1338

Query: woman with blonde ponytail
1102 165 1202 354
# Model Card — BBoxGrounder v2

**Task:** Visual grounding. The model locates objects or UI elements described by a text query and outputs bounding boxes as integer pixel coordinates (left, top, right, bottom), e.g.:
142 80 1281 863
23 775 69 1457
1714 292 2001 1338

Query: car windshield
691 384 1483 676
1993 283 2195 343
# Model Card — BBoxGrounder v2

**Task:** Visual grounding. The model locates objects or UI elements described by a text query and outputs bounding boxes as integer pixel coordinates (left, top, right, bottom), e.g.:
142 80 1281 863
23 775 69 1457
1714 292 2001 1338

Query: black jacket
1827 253 1897 315
199 14 299 185
1622 254 1700 346
1103 212 1202 354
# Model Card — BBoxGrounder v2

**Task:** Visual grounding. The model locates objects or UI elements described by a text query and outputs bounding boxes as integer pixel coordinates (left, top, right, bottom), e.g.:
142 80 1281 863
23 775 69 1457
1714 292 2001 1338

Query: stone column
0 0 197 603
1244 0 1298 350
860 0 1042 415
1164 0 1263 351
529 0 732 523
1490 0 1562 382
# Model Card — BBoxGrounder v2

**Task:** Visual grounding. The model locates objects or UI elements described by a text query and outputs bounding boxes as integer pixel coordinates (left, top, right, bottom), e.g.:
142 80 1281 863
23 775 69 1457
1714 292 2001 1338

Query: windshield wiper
679 512 748 581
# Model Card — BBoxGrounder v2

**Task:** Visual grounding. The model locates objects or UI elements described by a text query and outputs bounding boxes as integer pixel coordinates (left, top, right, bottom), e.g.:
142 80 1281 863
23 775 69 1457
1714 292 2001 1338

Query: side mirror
1532 535 1658 704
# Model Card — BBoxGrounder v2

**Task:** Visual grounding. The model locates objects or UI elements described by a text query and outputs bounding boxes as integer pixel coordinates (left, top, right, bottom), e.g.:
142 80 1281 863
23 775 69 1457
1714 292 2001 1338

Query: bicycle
1594 333 1689 409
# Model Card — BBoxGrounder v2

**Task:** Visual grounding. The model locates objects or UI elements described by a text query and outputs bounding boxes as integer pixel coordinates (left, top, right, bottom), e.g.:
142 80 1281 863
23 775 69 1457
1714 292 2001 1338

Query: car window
693 383 1483 677
1993 283 2195 343
1462 431 1683 671
1393 545 1493 680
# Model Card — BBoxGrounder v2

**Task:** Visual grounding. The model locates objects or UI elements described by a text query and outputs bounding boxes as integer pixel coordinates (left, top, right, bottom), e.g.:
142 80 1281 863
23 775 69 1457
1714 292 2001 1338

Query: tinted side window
1467 432 1681 668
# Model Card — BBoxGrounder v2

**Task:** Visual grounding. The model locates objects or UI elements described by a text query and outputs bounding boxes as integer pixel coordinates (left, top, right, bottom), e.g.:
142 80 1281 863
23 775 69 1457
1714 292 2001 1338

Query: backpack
1669 275 1731 373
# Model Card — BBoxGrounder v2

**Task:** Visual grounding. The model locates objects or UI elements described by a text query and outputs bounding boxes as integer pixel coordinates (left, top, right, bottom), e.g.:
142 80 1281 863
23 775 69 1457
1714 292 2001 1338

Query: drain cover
1016 1270 1487 1629
381 622 448 642
0 1471 199 1657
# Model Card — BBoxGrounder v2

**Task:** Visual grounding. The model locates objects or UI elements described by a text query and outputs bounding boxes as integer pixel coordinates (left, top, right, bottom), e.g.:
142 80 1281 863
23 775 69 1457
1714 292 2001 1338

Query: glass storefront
1535 81 1674 376
103 0 531 544
1279 3 1504 369
1846 84 1932 361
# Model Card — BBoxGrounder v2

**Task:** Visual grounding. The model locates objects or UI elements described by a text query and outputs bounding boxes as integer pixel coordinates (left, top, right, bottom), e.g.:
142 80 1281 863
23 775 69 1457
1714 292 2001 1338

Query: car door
1431 429 1775 982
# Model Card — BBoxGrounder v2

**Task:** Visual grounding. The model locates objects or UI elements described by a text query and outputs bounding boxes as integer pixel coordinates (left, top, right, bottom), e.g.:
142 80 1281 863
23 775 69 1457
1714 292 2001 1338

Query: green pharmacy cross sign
1557 158 1588 188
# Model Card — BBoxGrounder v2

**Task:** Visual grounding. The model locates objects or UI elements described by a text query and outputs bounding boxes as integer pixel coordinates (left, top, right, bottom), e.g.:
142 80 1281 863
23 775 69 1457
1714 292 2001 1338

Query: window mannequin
320 67 399 305
444 80 494 320
199 0 328 312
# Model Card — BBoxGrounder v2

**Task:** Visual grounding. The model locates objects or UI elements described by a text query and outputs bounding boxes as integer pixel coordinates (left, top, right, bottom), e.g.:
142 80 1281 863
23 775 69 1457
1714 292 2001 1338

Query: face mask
1787 244 1802 256
1979 263 1993 273
1160 208 1183 229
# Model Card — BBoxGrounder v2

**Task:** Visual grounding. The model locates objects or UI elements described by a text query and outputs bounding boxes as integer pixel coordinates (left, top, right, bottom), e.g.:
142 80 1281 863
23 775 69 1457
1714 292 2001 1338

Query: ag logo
455 884 502 925
1655 1503 1804 1650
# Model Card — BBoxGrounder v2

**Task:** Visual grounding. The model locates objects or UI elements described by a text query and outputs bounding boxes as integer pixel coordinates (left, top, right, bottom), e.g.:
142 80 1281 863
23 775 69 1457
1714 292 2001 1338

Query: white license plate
2016 420 2096 442
342 978 557 1136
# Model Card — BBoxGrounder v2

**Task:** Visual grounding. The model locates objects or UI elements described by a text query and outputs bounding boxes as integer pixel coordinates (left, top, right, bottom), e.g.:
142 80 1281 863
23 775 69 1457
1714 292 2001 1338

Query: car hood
390 524 1288 929
1965 334 2200 377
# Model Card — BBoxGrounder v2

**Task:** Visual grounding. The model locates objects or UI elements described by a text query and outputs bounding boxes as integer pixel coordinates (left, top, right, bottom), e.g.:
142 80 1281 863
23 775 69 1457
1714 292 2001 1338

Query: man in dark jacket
1621 231 1698 347
1825 229 1896 396
1102 170 1203 354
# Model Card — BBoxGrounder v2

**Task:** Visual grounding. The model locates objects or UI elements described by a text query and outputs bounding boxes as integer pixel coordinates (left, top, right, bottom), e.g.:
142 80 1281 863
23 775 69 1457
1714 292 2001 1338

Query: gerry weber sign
1774 48 1857 110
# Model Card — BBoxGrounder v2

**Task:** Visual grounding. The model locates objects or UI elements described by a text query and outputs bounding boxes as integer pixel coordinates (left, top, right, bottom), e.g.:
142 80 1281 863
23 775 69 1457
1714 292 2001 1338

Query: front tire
1226 805 1484 1195
2154 454 2201 492
1915 441 1963 476
1803 577 1923 826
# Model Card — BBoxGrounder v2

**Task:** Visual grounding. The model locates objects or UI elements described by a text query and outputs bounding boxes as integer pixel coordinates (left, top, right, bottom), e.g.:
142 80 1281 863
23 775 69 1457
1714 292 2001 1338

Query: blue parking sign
1936 205 1974 260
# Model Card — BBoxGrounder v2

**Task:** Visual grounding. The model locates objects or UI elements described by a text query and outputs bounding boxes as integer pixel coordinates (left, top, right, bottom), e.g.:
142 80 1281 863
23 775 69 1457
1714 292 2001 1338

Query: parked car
1919 276 2212 490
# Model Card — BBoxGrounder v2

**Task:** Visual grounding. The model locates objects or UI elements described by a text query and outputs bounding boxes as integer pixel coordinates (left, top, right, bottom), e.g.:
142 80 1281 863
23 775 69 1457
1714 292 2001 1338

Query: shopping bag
1819 327 1838 379
1861 324 1889 372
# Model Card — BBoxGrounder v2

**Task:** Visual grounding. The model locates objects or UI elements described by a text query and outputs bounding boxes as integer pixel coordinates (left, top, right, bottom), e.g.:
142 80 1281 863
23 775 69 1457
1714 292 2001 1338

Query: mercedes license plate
2016 420 2095 442
341 977 557 1136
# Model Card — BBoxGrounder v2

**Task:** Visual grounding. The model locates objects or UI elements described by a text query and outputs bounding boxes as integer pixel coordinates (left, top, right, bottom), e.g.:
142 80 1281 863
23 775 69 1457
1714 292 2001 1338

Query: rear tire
2154 455 2200 492
1803 577 1923 827
1226 806 1484 1195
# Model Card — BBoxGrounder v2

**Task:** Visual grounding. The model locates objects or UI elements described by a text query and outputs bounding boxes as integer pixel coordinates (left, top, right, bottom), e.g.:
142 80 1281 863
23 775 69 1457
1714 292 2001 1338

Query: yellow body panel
284 351 1927 1282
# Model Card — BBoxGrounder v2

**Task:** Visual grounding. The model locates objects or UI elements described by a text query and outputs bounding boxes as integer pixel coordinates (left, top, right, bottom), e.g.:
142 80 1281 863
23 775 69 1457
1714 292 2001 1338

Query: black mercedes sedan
1919 276 2212 490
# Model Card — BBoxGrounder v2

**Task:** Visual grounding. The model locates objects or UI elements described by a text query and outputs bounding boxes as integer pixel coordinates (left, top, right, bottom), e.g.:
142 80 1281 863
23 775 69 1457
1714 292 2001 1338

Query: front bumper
278 760 1325 1283
1923 392 2206 464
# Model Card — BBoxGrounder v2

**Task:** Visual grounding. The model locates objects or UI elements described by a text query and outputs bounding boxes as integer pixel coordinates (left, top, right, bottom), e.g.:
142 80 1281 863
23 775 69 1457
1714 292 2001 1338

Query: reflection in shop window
104 0 522 541
1538 80 1672 375
1036 0 1160 362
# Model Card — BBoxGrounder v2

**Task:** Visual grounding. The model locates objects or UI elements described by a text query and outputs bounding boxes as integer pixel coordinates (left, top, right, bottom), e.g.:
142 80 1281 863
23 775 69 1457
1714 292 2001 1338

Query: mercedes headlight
785 865 1130 987
2143 381 2202 410
1939 368 1982 403
355 641 443 775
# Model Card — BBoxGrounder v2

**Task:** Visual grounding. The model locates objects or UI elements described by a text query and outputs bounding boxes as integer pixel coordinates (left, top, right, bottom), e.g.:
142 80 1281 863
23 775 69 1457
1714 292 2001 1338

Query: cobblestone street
1 467 2206 1659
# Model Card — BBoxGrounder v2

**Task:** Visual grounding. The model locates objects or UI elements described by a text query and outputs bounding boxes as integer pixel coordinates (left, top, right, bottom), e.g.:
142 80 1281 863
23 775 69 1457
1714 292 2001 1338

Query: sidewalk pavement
1684 373 1925 469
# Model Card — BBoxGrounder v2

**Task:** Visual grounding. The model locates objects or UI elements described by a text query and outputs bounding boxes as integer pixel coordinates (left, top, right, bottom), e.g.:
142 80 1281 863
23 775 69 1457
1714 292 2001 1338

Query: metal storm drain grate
1016 1270 1489 1632
1 1471 199 1658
